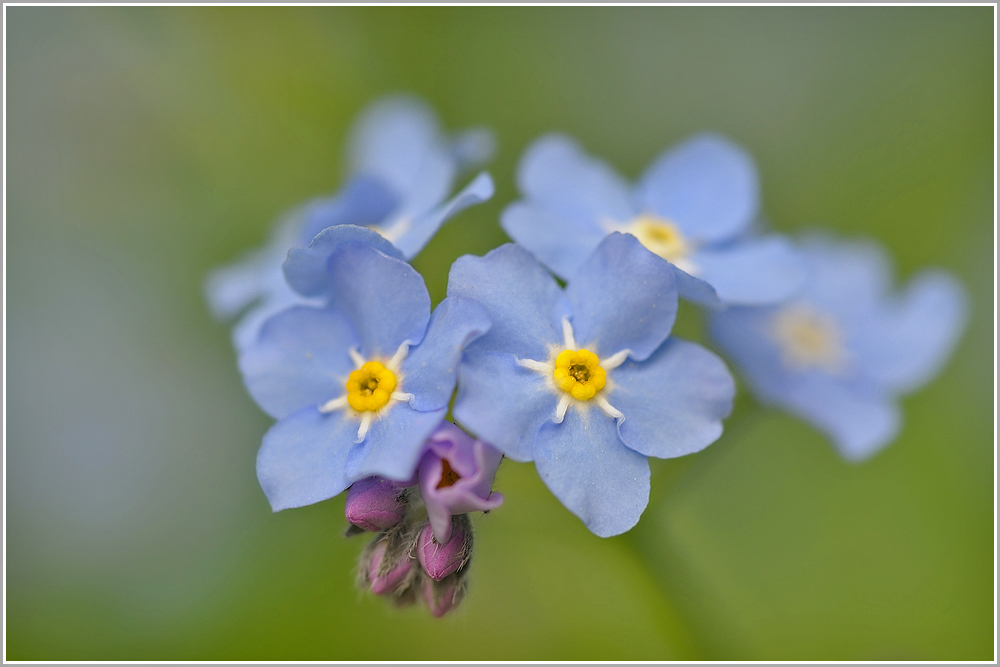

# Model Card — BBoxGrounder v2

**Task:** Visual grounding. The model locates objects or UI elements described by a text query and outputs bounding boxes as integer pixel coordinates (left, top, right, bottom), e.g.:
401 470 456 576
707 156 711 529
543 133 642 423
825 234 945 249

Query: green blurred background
5 6 994 660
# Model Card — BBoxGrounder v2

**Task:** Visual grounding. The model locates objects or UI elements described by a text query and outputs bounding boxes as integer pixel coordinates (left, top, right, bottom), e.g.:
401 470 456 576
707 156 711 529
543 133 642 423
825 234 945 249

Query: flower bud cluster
345 422 502 617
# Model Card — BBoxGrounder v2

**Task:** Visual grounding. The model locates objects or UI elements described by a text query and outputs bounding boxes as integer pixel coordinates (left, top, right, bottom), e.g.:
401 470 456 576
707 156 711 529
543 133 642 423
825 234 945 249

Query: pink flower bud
417 422 504 542
365 539 414 596
422 575 464 618
416 518 472 581
345 476 411 532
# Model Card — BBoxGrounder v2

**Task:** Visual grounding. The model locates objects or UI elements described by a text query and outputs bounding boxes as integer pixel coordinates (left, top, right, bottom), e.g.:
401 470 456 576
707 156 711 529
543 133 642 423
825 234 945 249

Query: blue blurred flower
448 233 735 537
241 239 491 511
205 94 495 351
501 133 806 307
709 233 968 461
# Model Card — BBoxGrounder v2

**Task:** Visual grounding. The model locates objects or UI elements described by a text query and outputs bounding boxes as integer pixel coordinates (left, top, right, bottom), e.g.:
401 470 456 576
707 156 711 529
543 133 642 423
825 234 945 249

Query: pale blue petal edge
533 408 651 537
394 172 495 259
401 297 492 412
609 338 734 459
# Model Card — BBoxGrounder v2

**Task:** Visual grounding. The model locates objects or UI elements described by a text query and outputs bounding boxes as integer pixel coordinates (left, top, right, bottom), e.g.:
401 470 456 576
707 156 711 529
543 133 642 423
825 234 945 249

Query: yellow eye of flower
346 361 397 412
629 214 689 263
770 305 847 373
553 349 607 401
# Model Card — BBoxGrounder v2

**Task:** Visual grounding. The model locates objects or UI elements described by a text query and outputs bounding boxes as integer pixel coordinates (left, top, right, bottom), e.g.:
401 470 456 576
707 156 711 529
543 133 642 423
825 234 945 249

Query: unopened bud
358 523 418 599
345 476 411 532
366 540 413 595
422 573 467 618
416 515 473 581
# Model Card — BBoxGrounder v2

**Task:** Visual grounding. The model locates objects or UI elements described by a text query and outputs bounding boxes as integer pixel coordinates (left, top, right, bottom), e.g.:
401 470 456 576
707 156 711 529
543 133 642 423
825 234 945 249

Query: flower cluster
206 94 968 616
347 422 503 616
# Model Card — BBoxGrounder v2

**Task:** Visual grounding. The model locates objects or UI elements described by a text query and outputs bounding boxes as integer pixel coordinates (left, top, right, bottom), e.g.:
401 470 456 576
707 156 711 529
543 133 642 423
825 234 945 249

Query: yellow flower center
770 305 847 373
629 214 690 263
553 349 607 401
346 361 398 412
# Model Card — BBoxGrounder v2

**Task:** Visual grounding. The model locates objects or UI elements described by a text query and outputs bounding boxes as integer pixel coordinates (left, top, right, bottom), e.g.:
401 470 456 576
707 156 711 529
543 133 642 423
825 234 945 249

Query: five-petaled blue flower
205 94 495 351
501 133 806 307
709 233 968 461
448 233 735 537
241 232 491 511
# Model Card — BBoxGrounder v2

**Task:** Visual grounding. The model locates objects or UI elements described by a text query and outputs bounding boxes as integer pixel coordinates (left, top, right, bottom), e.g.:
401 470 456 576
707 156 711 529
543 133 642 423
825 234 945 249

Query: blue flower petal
671 264 722 307
346 95 450 201
693 234 808 306
283 225 404 299
637 134 759 243
297 175 400 245
857 269 968 393
707 305 779 385
778 375 902 462
204 246 281 321
798 233 893 326
609 338 734 458
448 243 569 360
709 304 900 462
533 409 650 537
345 405 448 482
239 306 360 420
565 233 678 361
257 405 357 511
394 172 495 259
322 242 431 358
230 284 322 353
205 213 302 321
500 201 607 281
392 147 455 224
517 134 635 223
453 351 558 462
401 297 492 412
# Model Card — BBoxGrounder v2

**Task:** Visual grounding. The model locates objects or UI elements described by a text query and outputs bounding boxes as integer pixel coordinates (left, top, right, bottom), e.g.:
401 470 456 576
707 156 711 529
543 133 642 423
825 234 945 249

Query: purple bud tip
416 521 471 581
367 540 414 596
345 476 410 532
422 577 460 618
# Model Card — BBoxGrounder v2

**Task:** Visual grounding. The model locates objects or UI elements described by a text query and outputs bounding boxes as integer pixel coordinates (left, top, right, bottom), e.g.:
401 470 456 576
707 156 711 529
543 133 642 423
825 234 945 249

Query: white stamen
348 347 365 369
356 413 374 443
553 395 571 424
602 349 631 370
387 341 411 372
391 391 414 402
596 396 624 422
516 357 552 374
562 318 577 350
319 395 348 413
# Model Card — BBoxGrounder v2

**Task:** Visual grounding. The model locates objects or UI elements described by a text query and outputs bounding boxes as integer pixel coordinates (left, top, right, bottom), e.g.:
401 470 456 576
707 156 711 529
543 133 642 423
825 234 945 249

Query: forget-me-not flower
501 133 806 307
709 233 968 461
448 233 735 537
240 235 491 511
205 94 495 351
